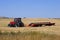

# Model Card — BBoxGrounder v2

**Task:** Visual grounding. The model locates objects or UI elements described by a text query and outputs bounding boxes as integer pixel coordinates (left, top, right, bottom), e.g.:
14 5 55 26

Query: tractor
8 18 24 27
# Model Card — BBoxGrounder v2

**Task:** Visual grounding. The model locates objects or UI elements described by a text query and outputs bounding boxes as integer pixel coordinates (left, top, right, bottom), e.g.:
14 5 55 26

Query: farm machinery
29 22 55 27
8 18 24 27
8 18 55 27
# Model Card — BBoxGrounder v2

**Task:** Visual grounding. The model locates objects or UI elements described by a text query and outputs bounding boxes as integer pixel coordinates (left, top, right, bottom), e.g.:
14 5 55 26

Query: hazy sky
0 0 60 18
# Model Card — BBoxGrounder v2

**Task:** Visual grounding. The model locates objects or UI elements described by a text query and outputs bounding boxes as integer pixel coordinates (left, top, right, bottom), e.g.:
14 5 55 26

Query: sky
0 0 60 18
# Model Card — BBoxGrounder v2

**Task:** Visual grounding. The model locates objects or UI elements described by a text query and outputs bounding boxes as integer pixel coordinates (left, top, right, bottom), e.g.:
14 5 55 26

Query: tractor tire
39 24 42 27
14 24 18 27
16 22 24 27
8 24 13 27
8 24 11 27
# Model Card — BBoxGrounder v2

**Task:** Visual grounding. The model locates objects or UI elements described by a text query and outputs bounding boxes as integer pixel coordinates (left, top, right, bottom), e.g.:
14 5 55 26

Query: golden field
0 18 60 40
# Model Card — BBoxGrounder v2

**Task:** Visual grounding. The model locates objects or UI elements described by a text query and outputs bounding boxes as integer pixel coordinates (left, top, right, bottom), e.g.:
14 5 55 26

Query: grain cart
8 18 24 27
29 22 55 27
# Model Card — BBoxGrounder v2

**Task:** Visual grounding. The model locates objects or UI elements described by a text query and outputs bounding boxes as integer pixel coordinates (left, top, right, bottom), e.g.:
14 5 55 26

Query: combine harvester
8 18 55 27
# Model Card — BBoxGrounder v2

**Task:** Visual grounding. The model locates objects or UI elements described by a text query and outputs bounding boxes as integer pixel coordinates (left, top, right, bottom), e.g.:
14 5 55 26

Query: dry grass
0 18 60 40
0 18 13 27
0 31 60 40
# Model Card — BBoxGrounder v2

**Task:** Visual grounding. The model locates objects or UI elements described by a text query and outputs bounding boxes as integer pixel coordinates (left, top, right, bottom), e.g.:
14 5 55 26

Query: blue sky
0 0 60 18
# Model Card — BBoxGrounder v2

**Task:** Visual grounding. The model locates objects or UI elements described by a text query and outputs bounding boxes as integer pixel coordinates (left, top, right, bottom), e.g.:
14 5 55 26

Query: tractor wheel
8 24 12 27
14 24 18 27
8 24 10 27
16 23 24 27
39 24 42 27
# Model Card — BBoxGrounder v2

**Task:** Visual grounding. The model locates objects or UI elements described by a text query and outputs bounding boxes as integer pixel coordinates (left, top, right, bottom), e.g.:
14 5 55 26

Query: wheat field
0 18 60 40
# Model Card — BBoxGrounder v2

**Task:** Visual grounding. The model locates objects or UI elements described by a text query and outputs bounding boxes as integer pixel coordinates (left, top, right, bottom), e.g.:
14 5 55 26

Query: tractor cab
8 18 24 27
